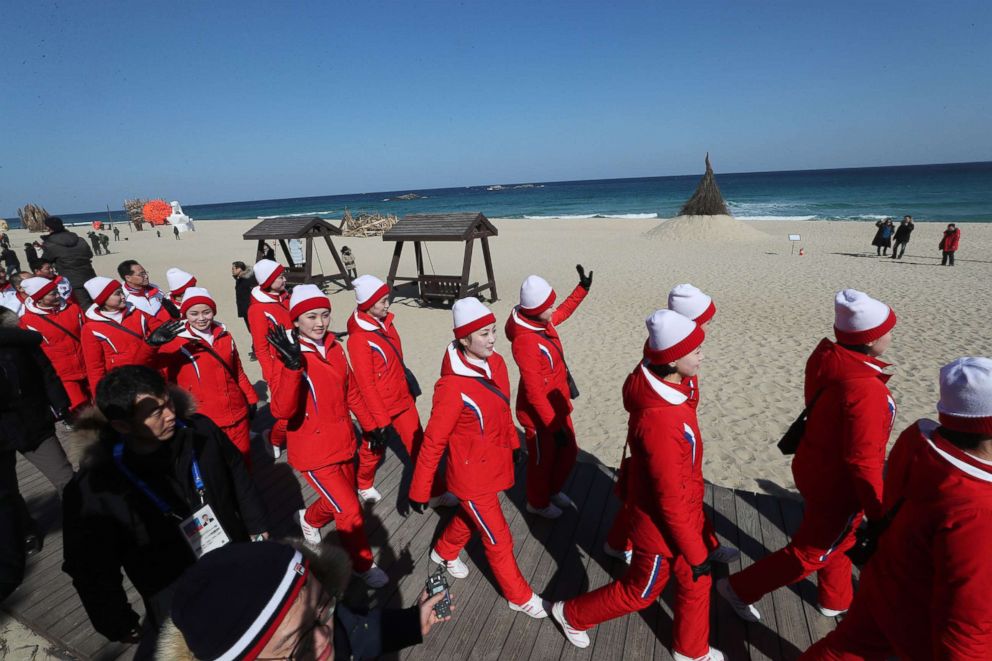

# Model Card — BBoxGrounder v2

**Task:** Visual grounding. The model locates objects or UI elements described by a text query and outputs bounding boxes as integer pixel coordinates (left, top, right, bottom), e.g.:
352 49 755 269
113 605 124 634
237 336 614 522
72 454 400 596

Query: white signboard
788 234 801 241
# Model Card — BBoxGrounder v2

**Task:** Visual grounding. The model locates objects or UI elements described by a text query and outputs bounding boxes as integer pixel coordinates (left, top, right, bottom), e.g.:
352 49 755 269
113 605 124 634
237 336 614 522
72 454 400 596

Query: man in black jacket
891 215 915 260
40 217 97 307
62 365 269 645
231 261 257 360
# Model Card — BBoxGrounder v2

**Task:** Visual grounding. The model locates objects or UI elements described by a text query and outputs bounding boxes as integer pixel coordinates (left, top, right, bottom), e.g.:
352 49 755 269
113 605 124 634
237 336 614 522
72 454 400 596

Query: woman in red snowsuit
265 284 388 588
19 276 90 411
157 287 259 465
803 357 992 660
409 297 548 619
551 310 724 661
246 259 291 457
504 266 590 519
719 289 897 622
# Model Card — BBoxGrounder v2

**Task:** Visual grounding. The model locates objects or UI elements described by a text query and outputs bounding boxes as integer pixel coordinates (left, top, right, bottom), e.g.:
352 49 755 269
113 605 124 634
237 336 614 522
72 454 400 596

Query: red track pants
800 592 895 660
219 417 252 471
434 492 532 605
729 499 859 611
606 505 718 556
524 419 578 509
63 379 90 412
356 406 444 497
564 550 711 658
302 462 373 573
269 419 287 447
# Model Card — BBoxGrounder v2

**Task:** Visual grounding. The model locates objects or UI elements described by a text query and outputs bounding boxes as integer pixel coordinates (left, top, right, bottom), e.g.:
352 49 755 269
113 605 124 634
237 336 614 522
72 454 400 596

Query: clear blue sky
2 0 990 216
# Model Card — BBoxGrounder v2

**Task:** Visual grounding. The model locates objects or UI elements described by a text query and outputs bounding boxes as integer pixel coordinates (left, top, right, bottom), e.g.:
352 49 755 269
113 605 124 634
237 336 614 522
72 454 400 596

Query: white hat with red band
519 275 556 316
937 357 992 435
84 276 122 307
834 289 896 345
289 284 330 320
252 259 285 290
22 277 58 302
166 267 197 296
353 275 389 312
668 283 715 324
180 287 216 316
643 309 705 364
452 297 496 339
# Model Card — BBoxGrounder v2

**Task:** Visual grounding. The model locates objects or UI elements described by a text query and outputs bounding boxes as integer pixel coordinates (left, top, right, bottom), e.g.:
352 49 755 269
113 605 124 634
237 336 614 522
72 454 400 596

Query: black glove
367 427 389 452
146 320 183 347
266 320 302 370
512 448 524 465
554 428 571 448
846 519 883 567
248 403 257 420
576 264 593 290
690 560 712 582
410 500 427 515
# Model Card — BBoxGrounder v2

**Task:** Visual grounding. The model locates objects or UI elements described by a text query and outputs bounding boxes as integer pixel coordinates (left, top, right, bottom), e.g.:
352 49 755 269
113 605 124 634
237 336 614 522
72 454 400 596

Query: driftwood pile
341 208 398 237
679 153 730 217
123 198 149 231
17 204 51 232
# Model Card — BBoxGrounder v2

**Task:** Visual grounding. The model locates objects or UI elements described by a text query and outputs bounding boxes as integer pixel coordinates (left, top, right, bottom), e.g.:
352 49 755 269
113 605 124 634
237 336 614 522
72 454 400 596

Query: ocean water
12 161 992 228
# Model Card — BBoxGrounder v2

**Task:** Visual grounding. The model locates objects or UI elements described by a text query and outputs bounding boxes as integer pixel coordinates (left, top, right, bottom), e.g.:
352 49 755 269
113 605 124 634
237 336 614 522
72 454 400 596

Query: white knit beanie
22 276 58 302
166 267 197 296
519 275 556 316
668 283 715 324
179 287 216 316
289 284 330 320
937 357 992 434
644 309 704 364
452 297 496 339
834 289 896 345
84 276 122 307
353 275 389 312
253 259 285 290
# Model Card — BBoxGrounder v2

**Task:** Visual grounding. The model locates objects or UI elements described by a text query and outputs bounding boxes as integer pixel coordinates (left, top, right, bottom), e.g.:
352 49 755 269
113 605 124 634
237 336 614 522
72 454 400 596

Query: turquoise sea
12 161 992 227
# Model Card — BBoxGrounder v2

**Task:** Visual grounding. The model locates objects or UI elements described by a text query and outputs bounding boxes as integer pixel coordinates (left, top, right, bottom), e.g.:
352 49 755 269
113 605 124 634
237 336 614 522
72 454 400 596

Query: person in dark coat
87 231 104 256
113 226 120 241
61 365 269 646
891 215 914 259
871 218 894 256
1 246 20 279
23 243 39 265
231 261 257 360
40 217 97 308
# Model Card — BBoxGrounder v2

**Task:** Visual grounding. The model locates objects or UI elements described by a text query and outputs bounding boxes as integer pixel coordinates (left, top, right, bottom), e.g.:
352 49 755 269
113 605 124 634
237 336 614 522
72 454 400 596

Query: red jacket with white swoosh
80 304 161 392
345 309 414 428
20 299 87 382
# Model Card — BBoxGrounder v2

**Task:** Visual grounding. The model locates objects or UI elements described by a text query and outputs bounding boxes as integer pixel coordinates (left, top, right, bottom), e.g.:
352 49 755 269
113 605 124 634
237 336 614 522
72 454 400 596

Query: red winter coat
81 304 162 393
939 228 961 252
621 363 710 566
345 309 414 428
20 300 87 382
268 334 375 472
410 345 519 502
157 323 259 427
855 420 992 658
504 284 587 431
246 287 291 381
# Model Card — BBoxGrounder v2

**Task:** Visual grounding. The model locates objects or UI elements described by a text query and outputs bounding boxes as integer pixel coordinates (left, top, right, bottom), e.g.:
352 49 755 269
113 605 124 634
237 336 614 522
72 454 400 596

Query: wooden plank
386 241 404 298
735 491 783 661
480 236 498 302
709 485 751 660
778 496 837 645
458 239 474 299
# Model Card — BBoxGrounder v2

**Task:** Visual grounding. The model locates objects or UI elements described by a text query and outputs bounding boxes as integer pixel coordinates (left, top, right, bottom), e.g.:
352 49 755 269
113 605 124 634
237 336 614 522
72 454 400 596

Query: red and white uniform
409 344 533 605
247 286 292 447
269 333 377 572
158 322 258 460
564 362 712 657
504 284 586 508
123 282 174 323
20 298 89 410
803 421 992 660
729 338 896 611
80 304 161 393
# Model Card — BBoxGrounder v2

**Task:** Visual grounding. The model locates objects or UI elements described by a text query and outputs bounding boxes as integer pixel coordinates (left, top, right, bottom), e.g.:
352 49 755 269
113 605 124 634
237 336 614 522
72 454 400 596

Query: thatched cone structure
678 153 730 216
123 198 148 231
18 203 51 232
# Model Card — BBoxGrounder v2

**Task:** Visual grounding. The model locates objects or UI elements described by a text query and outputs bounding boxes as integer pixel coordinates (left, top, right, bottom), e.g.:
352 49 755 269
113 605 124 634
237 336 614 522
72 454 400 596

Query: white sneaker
429 492 459 508
295 509 321 545
358 563 389 588
816 604 848 618
526 502 563 519
430 549 469 579
603 542 633 564
551 601 589 648
550 492 575 510
716 578 761 622
358 487 382 504
508 592 548 619
709 545 741 564
673 646 726 661
262 429 282 459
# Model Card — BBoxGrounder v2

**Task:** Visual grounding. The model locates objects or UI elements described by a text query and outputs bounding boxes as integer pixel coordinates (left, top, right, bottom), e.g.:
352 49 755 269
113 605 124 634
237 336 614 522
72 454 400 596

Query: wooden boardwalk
4 430 836 660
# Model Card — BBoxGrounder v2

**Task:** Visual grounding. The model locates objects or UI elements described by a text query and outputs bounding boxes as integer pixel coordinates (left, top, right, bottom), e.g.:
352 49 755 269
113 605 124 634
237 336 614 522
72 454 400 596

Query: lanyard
113 440 205 518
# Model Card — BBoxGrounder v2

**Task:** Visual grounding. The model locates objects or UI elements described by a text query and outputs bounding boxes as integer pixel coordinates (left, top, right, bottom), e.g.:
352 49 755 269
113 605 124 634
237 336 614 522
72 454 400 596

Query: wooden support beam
304 236 314 282
480 236 497 302
459 239 474 299
386 241 404 302
277 239 293 266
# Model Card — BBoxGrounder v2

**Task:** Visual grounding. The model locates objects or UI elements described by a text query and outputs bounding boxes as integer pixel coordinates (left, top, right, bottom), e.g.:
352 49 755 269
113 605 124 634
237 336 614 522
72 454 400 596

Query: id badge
179 504 231 559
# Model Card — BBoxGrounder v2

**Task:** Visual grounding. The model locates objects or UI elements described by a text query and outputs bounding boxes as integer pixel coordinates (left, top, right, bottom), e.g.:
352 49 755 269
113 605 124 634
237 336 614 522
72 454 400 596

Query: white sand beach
8 217 991 495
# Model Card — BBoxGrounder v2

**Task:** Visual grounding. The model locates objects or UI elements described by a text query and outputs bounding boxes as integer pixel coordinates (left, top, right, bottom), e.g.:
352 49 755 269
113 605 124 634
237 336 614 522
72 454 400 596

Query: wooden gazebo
382 212 498 305
243 216 353 289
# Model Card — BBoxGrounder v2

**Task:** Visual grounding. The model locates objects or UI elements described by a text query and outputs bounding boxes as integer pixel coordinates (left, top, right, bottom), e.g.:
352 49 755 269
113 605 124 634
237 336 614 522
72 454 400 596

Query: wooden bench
419 275 478 305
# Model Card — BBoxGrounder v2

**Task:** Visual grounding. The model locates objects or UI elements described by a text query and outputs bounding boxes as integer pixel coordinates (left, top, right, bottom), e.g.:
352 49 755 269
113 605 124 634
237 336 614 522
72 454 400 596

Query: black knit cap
44 217 65 233
170 541 309 660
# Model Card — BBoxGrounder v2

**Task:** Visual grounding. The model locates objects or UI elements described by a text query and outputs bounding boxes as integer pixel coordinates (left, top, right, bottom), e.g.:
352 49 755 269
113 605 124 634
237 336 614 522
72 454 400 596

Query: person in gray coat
40 217 97 308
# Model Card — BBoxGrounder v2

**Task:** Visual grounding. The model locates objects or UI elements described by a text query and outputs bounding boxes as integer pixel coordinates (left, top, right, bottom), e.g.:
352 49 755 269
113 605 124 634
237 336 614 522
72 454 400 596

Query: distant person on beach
173 226 180 240
341 246 357 279
40 217 97 308
99 233 110 254
230 261 256 361
1 245 19 278
260 242 276 262
23 242 39 265
87 231 104 256
718 289 897 623
871 218 894 256
803 357 992 660
891 215 914 259
112 226 120 241
939 223 961 266
0 233 9 250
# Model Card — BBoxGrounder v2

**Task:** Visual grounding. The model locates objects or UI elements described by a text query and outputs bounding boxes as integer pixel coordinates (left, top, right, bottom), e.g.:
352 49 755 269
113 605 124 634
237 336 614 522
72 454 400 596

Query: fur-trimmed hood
155 541 351 660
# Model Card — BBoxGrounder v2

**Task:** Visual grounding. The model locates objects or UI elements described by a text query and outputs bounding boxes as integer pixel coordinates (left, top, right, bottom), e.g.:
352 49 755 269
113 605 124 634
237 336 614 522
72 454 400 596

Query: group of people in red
13 244 992 660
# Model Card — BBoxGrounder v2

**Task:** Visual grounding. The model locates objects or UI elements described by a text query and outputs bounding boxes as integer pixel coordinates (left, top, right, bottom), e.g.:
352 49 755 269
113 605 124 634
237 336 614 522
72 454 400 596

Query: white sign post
789 234 801 255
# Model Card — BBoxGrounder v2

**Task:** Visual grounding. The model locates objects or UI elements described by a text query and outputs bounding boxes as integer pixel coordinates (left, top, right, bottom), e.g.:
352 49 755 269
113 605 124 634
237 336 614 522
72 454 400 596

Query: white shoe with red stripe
551 601 589 648
358 563 389 589
816 604 847 618
430 549 469 579
295 509 321 545
358 487 382 504
716 577 761 622
672 646 725 661
509 592 548 619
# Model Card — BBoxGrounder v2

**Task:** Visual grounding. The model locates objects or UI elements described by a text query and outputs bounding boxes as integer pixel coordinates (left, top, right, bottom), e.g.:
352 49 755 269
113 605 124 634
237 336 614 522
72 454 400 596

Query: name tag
180 504 231 559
